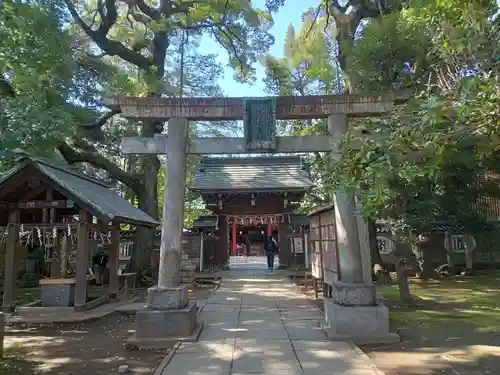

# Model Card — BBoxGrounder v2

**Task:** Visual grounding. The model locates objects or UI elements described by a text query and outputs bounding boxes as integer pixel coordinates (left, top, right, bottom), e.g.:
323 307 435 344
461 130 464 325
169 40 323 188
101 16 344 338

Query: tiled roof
192 215 218 228
0 157 159 227
191 156 314 192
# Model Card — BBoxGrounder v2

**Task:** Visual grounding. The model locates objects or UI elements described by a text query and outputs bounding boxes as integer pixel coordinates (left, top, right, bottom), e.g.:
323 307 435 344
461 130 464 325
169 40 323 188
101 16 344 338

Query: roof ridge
201 155 302 165
25 156 111 188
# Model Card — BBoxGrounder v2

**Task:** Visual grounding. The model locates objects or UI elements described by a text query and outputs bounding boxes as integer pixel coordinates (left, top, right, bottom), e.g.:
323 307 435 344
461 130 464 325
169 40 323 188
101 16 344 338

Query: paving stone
198 325 239 341
176 339 234 354
234 327 289 339
285 325 328 340
296 349 375 375
157 258 383 375
202 304 240 312
291 340 351 352
200 311 239 325
234 338 294 354
160 353 231 374
232 352 302 374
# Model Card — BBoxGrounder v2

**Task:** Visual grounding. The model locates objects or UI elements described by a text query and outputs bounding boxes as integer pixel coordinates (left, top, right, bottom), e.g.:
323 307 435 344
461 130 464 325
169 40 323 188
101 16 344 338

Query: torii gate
107 91 410 345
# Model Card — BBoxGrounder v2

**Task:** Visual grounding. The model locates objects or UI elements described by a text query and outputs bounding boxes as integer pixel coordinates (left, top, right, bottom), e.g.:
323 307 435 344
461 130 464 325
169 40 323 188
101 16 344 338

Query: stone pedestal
146 285 189 310
332 281 376 306
323 282 399 345
128 285 203 349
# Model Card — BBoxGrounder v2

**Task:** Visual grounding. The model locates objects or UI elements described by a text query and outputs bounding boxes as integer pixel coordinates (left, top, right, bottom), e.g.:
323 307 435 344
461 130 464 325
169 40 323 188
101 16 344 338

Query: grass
15 287 40 305
377 270 500 332
0 355 32 375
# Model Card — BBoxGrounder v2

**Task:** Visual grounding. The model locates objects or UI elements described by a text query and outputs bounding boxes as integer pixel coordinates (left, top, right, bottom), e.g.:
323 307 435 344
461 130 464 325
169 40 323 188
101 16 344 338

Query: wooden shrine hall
0 154 158 313
190 155 313 267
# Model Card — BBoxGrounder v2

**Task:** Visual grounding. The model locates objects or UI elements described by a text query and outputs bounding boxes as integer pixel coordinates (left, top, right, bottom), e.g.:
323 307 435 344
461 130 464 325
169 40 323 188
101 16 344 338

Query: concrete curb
347 340 387 375
152 342 181 375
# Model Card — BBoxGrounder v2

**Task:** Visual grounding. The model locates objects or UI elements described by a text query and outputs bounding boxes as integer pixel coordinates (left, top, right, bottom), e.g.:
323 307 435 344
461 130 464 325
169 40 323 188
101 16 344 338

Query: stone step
181 264 196 271
179 270 195 277
181 253 189 260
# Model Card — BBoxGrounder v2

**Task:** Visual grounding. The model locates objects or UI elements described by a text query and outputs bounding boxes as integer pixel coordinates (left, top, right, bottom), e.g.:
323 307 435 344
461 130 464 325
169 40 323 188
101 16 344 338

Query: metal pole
0 312 4 358
199 232 204 272
304 232 309 269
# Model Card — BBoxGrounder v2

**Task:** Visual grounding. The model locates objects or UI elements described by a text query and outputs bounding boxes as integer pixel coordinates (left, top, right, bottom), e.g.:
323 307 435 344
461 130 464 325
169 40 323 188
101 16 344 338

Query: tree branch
57 140 141 192
0 76 15 97
80 108 121 130
63 0 153 70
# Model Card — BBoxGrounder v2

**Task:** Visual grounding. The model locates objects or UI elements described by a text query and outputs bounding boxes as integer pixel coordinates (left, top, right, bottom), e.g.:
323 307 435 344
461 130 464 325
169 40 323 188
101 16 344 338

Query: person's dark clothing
92 251 110 268
264 239 277 270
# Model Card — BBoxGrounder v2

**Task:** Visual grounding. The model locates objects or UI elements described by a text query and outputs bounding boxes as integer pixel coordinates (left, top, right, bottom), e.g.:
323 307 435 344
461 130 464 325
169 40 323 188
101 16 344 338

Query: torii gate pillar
325 114 399 345
130 118 202 349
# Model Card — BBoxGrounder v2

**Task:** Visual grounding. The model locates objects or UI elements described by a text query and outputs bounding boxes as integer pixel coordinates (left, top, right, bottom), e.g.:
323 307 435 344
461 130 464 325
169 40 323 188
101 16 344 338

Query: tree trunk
463 234 475 275
395 255 412 303
129 121 161 278
411 240 435 280
444 231 456 274
368 220 390 283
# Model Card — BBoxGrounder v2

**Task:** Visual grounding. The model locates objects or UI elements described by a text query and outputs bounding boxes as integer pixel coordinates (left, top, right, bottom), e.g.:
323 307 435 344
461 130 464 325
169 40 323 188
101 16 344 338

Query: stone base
147 285 189 309
332 281 376 306
127 321 204 350
135 300 198 340
323 298 400 345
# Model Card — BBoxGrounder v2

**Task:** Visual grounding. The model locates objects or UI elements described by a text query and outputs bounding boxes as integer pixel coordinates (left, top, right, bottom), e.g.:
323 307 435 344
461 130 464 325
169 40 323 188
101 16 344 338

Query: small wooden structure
0 155 158 312
307 203 339 298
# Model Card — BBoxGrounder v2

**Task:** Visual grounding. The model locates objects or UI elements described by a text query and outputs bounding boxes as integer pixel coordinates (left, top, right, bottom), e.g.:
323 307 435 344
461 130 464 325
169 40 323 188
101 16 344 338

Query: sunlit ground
363 271 500 375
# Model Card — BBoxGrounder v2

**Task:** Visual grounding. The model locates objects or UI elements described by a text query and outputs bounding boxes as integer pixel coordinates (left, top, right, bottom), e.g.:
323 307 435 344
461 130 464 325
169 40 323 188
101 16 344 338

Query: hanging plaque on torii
243 98 277 151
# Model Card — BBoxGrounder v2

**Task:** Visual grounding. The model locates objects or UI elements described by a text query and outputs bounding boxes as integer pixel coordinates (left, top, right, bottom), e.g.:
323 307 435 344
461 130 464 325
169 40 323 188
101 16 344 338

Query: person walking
264 236 277 270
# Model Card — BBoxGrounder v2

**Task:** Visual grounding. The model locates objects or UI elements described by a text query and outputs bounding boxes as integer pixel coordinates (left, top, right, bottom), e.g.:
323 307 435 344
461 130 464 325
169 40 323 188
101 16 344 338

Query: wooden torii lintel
105 90 412 121
121 135 337 155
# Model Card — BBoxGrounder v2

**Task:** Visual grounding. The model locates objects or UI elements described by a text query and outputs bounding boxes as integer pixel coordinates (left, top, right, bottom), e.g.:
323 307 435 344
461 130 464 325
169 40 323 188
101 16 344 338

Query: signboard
293 236 304 254
444 235 476 253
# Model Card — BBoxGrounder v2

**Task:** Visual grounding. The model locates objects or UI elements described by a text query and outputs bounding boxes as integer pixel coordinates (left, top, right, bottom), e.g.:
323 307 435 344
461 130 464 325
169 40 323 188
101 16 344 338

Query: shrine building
190 155 313 267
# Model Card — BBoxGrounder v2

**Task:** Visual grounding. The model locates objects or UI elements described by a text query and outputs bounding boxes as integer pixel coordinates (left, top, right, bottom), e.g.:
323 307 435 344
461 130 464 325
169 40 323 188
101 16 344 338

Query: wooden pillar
217 220 229 265
267 219 272 237
74 210 90 310
278 223 292 268
3 210 19 313
108 223 120 299
232 220 237 255
157 117 188 289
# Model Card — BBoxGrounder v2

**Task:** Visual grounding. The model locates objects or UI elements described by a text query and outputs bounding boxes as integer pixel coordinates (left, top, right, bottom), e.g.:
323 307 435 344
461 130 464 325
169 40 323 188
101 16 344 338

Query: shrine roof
0 156 159 227
192 215 218 228
191 156 314 193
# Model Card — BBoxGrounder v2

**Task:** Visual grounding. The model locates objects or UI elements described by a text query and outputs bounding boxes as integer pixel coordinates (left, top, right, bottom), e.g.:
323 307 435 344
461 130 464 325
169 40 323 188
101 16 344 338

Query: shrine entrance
190 155 313 268
109 91 410 346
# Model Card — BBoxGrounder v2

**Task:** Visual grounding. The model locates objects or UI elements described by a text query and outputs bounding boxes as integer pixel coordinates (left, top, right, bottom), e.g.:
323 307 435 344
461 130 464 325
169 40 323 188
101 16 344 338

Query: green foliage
262 8 344 207
335 0 500 240
0 0 86 162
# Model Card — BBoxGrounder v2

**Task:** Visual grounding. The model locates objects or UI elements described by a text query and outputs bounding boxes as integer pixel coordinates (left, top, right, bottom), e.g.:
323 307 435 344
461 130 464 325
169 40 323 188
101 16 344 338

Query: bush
19 272 40 288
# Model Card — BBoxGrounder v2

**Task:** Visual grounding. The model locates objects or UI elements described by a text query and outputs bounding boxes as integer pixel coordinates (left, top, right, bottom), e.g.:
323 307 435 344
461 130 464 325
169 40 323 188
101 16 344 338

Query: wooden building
190 156 314 267
0 155 158 312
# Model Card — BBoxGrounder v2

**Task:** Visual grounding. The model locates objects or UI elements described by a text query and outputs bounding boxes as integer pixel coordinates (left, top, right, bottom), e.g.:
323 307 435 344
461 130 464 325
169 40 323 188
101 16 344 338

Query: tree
334 0 500 281
0 0 95 165
60 0 277 273
262 8 343 211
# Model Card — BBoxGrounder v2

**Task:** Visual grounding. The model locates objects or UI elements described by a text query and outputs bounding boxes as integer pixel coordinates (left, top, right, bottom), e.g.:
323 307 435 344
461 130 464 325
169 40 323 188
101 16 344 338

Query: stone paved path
160 264 384 375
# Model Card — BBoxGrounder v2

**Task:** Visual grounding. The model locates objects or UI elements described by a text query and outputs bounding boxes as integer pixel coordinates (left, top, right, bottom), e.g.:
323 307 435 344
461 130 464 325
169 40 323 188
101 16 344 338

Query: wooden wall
309 208 339 286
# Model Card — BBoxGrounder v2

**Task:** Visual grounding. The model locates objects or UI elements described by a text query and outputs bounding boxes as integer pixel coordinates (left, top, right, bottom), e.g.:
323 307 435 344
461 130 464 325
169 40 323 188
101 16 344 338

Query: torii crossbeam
110 91 411 155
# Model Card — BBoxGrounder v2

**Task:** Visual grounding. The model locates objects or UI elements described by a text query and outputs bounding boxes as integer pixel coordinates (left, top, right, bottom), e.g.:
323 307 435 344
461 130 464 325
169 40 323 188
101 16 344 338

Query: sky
198 0 318 97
